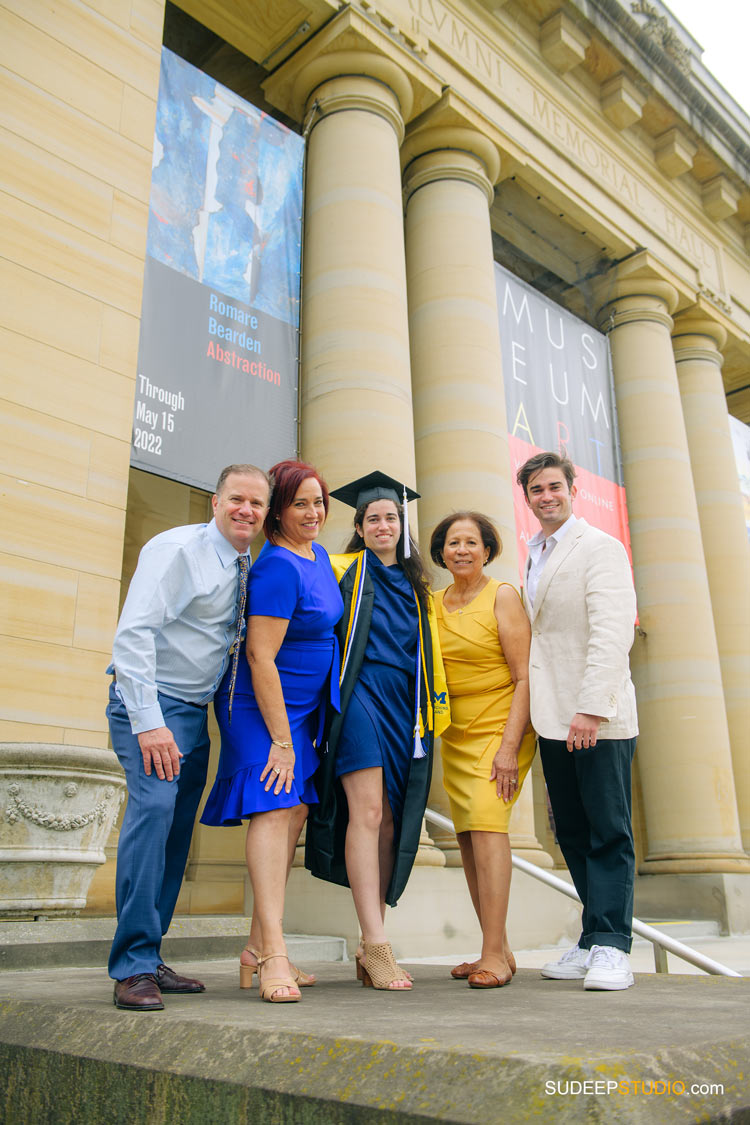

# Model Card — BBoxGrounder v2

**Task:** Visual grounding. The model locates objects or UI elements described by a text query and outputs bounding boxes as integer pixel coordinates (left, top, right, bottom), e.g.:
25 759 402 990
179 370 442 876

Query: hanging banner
131 48 303 491
494 262 632 578
729 415 750 541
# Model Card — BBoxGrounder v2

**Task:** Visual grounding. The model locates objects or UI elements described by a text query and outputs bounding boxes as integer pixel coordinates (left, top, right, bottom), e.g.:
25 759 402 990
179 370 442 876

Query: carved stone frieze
696 283 733 316
630 1 692 75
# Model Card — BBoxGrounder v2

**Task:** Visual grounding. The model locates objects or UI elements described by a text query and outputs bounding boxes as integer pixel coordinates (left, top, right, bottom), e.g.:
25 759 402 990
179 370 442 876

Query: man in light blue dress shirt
107 464 270 1011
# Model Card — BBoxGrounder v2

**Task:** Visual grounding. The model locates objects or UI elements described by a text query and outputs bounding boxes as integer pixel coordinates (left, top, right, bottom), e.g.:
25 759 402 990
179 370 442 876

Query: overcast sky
664 0 750 114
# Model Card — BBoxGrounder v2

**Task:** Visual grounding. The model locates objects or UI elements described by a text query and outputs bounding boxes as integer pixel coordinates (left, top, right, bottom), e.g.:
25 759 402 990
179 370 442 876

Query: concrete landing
0 960 748 1123
0 916 347 971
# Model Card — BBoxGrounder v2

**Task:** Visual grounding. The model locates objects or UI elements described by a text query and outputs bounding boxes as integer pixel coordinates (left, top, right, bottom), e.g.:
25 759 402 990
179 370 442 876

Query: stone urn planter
0 743 126 918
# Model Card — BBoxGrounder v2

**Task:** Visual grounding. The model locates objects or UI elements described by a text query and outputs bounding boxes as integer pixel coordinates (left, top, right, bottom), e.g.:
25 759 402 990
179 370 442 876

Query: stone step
0 915 347 972
1 960 748 1124
634 919 722 942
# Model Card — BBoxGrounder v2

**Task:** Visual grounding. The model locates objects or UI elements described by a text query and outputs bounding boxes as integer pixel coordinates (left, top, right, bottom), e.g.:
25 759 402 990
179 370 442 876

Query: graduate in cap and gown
305 472 450 990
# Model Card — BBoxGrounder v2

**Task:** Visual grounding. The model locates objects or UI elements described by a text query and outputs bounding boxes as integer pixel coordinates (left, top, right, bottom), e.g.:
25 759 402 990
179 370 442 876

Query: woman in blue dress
201 460 343 1002
306 472 449 991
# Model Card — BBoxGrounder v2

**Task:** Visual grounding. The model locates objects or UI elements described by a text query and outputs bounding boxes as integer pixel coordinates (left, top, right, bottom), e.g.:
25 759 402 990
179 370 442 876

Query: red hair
264 460 330 541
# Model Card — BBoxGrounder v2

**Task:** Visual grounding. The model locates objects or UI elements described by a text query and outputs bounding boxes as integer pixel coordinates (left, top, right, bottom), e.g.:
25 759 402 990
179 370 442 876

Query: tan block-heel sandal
240 945 259 989
257 953 301 1003
241 944 315 989
356 942 412 983
359 941 412 991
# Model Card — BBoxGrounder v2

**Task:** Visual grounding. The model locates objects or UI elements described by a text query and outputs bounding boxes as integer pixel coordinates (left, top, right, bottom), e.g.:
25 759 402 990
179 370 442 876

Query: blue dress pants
107 683 210 980
539 736 636 954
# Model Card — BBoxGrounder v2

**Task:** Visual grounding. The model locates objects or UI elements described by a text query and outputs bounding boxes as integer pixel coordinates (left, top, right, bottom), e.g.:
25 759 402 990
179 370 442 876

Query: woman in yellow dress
430 511 536 989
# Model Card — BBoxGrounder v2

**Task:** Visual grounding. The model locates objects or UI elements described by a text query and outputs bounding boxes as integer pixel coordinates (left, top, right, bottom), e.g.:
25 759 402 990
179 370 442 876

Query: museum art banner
729 415 750 540
131 48 303 491
494 262 633 577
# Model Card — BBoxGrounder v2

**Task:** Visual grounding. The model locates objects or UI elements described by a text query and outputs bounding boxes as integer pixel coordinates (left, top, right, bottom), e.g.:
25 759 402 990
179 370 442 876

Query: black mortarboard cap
329 470 420 510
330 471 420 557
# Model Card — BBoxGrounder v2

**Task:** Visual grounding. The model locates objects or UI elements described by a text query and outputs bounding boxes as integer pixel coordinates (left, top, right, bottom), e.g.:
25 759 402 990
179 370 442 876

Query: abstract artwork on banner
131 48 303 491
494 262 633 580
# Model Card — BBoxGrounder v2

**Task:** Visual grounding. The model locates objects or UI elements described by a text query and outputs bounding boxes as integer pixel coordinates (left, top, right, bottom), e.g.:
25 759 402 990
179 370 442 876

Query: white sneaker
540 944 590 979
583 945 634 991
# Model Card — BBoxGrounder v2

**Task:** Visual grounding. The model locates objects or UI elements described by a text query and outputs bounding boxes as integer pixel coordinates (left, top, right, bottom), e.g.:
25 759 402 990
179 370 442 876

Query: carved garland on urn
5 782 120 832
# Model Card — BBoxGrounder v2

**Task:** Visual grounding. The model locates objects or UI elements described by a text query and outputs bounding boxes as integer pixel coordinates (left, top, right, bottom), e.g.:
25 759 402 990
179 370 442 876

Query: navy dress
334 551 418 828
201 541 343 824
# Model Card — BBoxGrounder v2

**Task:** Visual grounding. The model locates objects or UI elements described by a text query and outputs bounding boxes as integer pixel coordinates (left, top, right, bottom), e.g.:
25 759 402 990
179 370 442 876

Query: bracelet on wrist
271 739 293 749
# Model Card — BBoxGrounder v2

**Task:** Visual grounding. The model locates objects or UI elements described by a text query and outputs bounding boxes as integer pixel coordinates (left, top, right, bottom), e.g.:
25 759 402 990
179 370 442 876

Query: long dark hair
344 500 431 611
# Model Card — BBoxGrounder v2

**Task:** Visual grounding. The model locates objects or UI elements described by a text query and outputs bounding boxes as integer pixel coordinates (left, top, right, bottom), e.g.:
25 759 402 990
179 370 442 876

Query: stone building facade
1 0 748 941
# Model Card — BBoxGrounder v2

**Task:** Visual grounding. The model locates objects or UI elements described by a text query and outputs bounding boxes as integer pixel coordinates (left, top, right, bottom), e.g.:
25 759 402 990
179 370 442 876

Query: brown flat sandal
451 960 479 980
452 953 516 980
467 967 512 989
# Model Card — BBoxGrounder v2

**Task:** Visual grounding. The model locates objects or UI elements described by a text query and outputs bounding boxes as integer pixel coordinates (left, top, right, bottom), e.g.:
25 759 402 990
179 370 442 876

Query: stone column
402 99 518 587
264 28 431 548
596 256 748 875
403 94 548 864
509 778 554 867
425 746 461 867
263 17 445 876
672 307 750 853
296 59 447 865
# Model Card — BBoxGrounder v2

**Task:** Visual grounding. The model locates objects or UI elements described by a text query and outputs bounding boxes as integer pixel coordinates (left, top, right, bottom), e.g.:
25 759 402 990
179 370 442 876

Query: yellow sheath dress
434 579 536 834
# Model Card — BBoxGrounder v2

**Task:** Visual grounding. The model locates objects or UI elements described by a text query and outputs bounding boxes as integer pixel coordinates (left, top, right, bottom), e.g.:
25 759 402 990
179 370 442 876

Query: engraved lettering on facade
408 1 720 287
408 0 503 85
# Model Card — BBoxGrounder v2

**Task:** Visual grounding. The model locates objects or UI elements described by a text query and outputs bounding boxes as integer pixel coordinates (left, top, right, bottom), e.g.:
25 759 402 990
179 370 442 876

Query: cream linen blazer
525 519 638 741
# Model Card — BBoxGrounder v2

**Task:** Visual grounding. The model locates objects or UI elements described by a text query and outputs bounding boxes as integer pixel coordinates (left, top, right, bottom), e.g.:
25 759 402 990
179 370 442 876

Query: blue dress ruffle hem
201 541 343 825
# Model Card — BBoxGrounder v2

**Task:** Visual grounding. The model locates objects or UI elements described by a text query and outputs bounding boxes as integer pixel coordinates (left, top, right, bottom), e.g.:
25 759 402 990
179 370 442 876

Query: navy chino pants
539 735 636 953
107 683 210 980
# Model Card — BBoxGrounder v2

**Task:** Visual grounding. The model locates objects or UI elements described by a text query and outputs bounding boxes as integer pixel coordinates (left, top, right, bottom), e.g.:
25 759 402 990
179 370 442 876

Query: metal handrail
424 807 742 978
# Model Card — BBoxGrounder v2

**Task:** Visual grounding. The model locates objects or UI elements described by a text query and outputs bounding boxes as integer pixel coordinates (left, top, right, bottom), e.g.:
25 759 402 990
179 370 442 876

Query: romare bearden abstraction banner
494 262 633 579
131 48 303 491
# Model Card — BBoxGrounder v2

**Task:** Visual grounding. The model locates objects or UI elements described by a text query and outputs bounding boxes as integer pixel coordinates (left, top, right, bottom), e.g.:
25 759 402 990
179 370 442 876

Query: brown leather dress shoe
156 963 206 993
113 973 164 1011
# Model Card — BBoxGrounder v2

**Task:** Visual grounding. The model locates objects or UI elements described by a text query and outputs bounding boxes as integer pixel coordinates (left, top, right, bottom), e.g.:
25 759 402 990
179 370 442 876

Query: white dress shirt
525 513 578 609
110 519 248 733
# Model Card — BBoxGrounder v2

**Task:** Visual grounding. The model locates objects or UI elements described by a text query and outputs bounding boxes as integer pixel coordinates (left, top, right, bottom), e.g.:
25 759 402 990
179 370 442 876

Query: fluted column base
635 872 750 933
640 854 750 875
415 818 447 867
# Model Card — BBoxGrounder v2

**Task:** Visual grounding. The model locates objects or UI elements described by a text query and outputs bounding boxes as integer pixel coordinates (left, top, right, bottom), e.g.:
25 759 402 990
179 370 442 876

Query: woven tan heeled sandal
356 941 413 983
359 941 412 991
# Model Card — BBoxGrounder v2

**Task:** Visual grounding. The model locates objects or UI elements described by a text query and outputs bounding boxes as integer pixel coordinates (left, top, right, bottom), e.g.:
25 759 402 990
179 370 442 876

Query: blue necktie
227 554 249 722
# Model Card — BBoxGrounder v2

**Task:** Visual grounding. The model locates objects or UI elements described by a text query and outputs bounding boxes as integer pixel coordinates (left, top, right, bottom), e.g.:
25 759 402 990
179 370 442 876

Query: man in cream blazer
518 451 638 991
